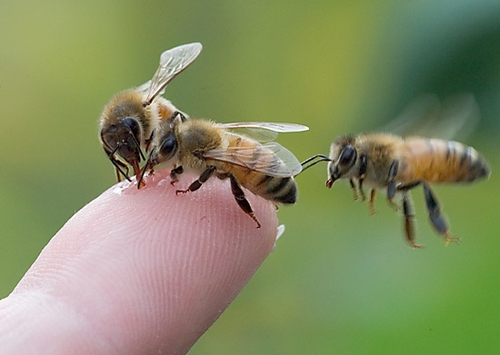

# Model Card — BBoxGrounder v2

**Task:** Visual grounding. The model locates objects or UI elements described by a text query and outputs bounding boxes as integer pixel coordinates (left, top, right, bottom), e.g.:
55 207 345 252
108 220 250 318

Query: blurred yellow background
1 0 500 354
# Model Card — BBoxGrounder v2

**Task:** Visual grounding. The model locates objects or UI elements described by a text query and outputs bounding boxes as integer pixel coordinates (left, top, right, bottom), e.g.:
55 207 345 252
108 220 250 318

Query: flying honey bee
138 111 309 228
99 42 202 182
301 96 490 248
302 93 490 248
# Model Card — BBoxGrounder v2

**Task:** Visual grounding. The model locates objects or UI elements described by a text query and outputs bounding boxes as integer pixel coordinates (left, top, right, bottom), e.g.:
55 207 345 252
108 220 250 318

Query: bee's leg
398 181 421 192
422 183 461 246
176 166 216 195
114 168 123 182
349 179 359 200
137 159 153 189
170 165 184 185
369 189 377 215
131 160 143 184
358 155 368 200
401 191 424 248
386 160 400 210
227 173 261 228
358 183 366 201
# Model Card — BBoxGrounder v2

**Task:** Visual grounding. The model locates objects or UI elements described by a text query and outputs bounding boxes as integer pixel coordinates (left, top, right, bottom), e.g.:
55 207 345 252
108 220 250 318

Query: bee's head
100 116 145 178
150 112 185 165
137 111 187 188
326 135 358 188
138 116 181 184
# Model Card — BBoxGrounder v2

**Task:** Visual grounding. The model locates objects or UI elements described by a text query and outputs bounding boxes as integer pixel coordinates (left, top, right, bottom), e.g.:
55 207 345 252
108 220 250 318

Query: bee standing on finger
139 111 308 228
99 42 202 183
302 134 490 248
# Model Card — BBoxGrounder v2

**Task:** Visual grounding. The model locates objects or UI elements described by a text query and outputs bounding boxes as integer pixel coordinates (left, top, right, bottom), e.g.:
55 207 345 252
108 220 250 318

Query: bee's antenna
106 145 132 182
299 154 331 173
144 129 156 152
125 126 146 162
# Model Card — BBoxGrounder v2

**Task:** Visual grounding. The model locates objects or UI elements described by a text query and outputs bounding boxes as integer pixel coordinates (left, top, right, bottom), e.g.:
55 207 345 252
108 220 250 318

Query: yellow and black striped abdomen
251 174 297 204
398 138 490 184
225 140 298 204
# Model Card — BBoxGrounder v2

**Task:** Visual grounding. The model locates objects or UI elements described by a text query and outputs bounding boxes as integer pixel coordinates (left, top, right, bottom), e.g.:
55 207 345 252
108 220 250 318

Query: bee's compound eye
339 146 356 166
159 133 178 159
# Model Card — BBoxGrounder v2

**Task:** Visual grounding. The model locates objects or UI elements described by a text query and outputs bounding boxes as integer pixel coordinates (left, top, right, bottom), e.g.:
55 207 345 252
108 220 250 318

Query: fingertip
98 170 281 351
11 169 280 354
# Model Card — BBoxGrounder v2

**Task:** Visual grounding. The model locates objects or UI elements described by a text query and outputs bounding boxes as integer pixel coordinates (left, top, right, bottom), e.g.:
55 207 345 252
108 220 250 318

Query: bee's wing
143 42 203 105
428 93 479 140
219 122 309 132
215 122 309 142
380 93 480 141
203 141 302 177
135 80 152 95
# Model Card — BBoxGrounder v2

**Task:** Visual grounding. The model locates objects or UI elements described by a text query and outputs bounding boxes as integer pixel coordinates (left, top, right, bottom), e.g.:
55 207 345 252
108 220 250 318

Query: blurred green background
1 0 500 353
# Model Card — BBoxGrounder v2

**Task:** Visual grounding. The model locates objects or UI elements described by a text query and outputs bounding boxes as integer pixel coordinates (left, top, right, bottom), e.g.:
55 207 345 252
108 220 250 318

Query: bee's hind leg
422 183 461 246
176 166 215 194
226 173 261 228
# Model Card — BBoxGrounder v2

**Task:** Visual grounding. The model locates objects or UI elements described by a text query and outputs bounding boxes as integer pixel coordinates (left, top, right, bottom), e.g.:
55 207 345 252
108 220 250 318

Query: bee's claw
444 235 461 246
175 189 188 196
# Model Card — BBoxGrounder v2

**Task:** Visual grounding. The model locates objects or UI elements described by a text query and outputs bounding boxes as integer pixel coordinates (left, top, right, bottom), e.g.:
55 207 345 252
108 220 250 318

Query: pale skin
0 171 278 354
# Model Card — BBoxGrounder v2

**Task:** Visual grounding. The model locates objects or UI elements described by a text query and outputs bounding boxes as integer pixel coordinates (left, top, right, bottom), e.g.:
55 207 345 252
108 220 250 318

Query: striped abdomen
244 173 298 204
224 139 298 204
398 138 490 183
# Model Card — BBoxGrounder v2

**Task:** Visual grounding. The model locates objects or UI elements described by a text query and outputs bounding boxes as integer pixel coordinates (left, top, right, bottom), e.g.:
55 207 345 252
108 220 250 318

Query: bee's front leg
386 160 400 210
176 166 215 194
170 165 183 185
369 188 377 215
358 155 368 200
349 179 359 200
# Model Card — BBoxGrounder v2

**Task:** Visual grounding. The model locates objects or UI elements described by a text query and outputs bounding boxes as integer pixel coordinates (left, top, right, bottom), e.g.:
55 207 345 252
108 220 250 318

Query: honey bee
302 134 490 248
138 111 309 227
99 42 202 182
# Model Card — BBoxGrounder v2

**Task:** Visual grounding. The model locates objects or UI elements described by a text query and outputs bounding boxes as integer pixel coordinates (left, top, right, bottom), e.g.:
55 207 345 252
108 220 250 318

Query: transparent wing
214 122 309 142
203 141 302 177
135 80 152 95
143 42 203 105
218 122 309 132
380 93 479 141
